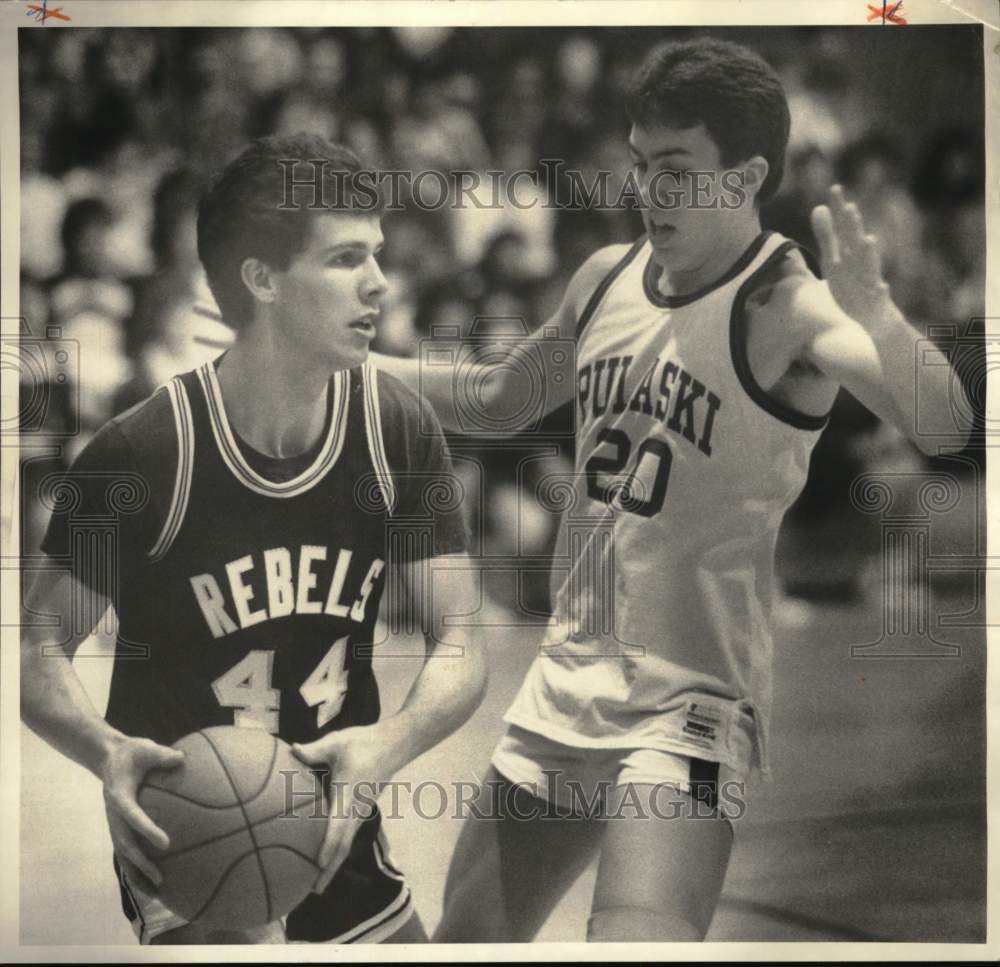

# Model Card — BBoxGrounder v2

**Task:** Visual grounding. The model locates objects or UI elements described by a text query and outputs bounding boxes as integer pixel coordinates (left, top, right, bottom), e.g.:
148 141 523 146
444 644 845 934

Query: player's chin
331 330 374 366
648 244 676 270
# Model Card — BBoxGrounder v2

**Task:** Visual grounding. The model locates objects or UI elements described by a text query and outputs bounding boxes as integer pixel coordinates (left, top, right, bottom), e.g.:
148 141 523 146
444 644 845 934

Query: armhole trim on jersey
729 240 833 432
574 237 647 340
362 365 397 516
148 378 194 562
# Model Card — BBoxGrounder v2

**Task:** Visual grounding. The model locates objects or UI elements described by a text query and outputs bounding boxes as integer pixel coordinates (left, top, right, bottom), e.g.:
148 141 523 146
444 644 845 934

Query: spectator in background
835 132 923 300
910 127 986 464
382 209 459 305
781 35 863 157
911 127 986 327
543 35 606 162
412 279 481 342
48 198 133 434
20 121 69 282
177 34 256 171
391 74 491 172
114 169 233 415
489 57 546 168
264 35 346 140
476 230 540 314
762 145 834 254
535 207 615 318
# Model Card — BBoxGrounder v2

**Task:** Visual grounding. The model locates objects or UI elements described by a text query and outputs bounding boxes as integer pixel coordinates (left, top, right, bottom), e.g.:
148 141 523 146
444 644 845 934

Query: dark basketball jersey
41 360 466 748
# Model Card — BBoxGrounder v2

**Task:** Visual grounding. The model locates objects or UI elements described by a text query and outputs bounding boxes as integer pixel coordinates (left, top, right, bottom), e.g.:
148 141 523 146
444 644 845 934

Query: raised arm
769 186 972 455
371 243 632 431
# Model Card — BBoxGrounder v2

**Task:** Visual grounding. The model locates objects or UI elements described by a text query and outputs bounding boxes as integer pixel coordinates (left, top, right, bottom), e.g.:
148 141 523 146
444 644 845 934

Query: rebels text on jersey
40 361 466 747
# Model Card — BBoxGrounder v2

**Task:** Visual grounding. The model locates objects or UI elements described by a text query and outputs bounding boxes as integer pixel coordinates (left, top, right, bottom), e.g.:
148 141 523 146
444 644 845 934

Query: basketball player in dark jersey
372 40 972 941
21 134 487 944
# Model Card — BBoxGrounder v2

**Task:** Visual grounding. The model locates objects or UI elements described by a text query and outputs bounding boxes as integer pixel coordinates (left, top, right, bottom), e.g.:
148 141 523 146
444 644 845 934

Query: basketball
137 726 329 929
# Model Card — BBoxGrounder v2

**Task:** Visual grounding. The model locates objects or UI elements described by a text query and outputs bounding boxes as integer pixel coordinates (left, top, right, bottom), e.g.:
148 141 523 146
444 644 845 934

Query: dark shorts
115 812 413 944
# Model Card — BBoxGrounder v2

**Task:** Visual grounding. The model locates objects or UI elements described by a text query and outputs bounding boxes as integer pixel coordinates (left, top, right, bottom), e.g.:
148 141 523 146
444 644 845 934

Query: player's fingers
114 827 164 889
810 205 840 266
828 185 859 255
292 739 342 776
828 184 851 235
291 740 329 767
118 852 161 896
317 820 343 871
842 200 867 251
861 233 885 282
147 746 185 770
110 789 172 852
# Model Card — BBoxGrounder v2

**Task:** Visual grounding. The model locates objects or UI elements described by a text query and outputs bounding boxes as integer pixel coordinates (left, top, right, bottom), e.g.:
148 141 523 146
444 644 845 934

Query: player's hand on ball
100 734 184 893
810 184 902 330
292 726 385 894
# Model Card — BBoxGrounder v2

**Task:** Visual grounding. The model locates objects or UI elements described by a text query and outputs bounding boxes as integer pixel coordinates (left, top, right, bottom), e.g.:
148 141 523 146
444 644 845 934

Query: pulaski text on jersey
577 354 722 457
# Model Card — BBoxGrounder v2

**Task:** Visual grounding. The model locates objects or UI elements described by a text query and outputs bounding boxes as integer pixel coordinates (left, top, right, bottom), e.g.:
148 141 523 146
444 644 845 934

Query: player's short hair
625 38 790 204
197 133 381 327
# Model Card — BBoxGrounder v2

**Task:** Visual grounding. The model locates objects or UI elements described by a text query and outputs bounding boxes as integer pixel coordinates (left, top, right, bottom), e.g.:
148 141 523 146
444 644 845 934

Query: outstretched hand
810 185 900 329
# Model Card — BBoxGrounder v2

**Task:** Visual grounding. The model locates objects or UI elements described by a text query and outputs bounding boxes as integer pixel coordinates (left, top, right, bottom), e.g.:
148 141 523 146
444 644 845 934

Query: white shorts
492 725 748 818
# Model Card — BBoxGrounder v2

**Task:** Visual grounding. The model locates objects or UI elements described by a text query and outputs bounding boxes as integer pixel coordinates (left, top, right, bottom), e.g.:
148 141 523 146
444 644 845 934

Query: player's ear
240 257 278 304
741 156 770 206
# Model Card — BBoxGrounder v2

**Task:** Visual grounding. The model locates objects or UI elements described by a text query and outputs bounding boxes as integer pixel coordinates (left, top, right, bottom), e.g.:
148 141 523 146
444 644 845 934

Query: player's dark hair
197 133 382 328
625 38 790 204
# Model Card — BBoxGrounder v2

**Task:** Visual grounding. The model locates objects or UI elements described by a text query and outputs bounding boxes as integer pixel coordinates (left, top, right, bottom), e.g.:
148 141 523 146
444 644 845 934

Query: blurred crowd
18 27 986 600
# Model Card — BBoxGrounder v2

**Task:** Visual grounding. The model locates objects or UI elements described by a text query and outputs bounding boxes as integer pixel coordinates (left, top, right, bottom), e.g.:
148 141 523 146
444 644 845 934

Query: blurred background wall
17 26 986 598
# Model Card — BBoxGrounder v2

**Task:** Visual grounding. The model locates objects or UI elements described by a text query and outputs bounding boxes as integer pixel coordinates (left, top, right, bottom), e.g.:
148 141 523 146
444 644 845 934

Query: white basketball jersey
505 231 829 774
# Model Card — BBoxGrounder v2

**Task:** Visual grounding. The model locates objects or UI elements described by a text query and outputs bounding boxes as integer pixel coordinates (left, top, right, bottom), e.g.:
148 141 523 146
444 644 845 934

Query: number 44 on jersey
212 636 350 733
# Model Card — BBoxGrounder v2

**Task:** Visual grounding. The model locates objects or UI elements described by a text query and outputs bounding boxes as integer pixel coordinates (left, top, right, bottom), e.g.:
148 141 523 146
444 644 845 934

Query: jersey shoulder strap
111 380 191 560
358 363 397 515
575 237 648 340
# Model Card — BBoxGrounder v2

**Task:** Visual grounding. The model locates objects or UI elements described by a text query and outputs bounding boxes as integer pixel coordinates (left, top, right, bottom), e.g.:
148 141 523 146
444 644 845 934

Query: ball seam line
198 729 276 924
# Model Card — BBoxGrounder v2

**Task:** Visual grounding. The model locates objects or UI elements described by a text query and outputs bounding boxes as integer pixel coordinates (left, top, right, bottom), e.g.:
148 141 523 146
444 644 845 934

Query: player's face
272 213 387 370
628 122 750 274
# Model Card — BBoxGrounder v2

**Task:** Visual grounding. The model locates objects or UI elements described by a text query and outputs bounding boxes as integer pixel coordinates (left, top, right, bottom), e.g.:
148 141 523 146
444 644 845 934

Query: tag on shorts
680 700 725 752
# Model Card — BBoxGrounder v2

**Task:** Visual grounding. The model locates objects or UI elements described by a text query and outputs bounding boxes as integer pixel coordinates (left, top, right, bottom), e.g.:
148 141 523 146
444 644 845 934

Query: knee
433 894 509 943
587 906 705 942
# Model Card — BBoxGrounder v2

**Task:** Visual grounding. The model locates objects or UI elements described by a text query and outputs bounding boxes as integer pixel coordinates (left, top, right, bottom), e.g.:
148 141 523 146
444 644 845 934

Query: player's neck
215 335 334 460
655 217 762 299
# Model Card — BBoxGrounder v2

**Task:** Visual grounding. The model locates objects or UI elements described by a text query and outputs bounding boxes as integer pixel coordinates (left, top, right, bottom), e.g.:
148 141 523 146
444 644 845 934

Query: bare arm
774 187 972 455
21 569 123 773
371 244 631 431
21 568 184 888
294 553 487 891
365 554 487 774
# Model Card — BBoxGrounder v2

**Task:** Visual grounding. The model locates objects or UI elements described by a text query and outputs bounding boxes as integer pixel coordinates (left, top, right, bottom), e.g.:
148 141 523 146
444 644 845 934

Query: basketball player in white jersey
371 38 970 941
